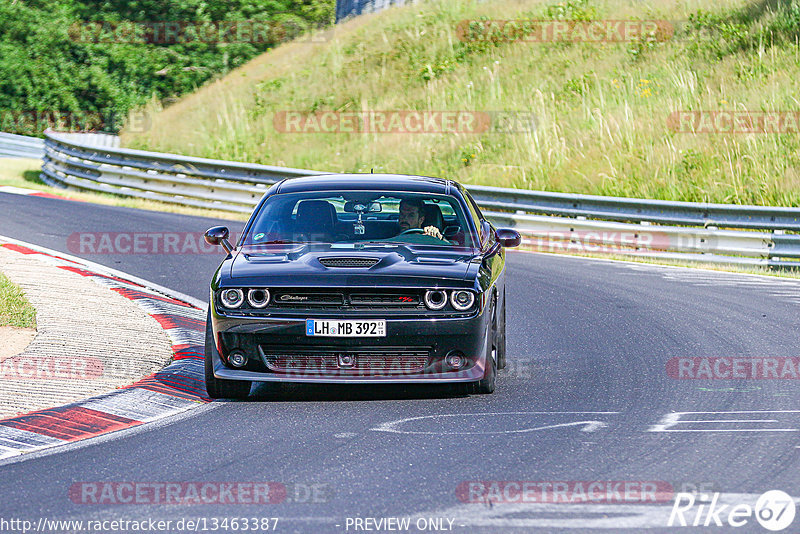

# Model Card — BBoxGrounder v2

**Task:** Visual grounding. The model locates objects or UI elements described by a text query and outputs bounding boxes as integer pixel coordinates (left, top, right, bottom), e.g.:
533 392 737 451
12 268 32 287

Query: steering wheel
399 228 425 235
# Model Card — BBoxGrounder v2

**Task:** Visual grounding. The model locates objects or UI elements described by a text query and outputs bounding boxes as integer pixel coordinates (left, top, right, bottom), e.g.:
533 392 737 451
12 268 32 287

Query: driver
398 198 444 240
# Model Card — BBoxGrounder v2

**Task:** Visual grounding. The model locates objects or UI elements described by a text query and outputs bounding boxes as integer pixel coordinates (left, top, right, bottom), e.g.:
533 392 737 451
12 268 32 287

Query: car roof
275 173 453 195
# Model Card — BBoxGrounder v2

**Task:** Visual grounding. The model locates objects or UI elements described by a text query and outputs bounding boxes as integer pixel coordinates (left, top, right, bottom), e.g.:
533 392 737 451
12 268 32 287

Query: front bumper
210 312 489 384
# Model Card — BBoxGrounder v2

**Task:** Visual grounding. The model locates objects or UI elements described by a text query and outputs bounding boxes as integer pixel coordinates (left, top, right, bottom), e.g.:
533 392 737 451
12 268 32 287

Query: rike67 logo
669 490 796 531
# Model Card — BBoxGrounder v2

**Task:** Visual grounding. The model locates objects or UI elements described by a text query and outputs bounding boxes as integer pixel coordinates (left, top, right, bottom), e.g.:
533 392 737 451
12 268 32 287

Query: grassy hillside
122 0 800 206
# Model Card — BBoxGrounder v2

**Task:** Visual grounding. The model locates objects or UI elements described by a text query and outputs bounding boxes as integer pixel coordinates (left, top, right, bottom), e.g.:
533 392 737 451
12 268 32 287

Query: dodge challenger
204 174 520 398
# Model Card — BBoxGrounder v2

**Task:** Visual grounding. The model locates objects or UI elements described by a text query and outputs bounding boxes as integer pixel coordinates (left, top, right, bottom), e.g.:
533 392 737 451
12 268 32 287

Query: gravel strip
0 247 174 418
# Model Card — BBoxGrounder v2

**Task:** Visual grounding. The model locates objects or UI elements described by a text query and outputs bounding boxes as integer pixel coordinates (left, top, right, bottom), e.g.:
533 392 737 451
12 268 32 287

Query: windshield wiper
353 241 402 247
249 240 324 245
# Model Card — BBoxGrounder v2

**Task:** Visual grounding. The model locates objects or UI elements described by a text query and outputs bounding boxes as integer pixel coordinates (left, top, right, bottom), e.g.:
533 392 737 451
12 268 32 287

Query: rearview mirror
344 201 382 213
343 201 360 212
205 226 233 254
496 228 521 248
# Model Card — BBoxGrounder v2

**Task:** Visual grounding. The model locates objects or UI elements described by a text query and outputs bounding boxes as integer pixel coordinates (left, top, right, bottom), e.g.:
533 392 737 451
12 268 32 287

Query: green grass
0 158 246 221
0 271 36 328
121 0 800 206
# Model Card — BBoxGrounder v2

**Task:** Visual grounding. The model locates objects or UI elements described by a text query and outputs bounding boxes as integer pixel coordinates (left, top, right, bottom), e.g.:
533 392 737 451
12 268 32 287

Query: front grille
349 293 420 306
219 287 474 318
260 346 430 375
319 257 380 268
271 291 343 306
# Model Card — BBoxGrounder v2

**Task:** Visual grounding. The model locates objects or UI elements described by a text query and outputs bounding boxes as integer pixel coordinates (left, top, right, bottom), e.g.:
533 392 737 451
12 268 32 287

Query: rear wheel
205 308 251 400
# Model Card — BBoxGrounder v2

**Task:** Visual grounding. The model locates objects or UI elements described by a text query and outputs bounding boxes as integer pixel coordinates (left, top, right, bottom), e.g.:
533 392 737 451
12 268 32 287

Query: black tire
469 296 497 394
497 287 507 370
205 308 251 400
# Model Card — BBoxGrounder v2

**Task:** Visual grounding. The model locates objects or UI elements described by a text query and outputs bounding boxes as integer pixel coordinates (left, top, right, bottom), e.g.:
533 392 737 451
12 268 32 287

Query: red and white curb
0 237 209 461
0 185 72 201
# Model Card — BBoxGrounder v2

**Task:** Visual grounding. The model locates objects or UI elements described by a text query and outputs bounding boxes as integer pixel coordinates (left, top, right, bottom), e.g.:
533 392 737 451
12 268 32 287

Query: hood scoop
243 254 289 263
319 257 380 268
413 256 457 265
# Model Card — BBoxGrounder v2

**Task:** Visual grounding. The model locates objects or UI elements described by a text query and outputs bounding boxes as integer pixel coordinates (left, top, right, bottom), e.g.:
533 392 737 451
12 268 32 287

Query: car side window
463 191 490 246
482 220 496 248
466 192 485 221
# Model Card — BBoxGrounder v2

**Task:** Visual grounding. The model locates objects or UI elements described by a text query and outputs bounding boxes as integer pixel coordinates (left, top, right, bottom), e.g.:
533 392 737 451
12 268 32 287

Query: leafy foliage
0 0 334 135
686 0 800 59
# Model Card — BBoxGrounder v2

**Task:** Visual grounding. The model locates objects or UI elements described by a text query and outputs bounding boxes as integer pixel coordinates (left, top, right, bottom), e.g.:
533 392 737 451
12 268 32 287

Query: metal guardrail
46 132 121 149
336 0 413 22
487 212 800 268
40 130 800 267
468 185 800 231
0 132 44 159
41 130 321 214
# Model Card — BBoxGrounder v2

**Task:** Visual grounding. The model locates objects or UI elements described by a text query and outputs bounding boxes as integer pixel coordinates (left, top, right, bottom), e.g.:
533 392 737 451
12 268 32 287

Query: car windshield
242 191 475 248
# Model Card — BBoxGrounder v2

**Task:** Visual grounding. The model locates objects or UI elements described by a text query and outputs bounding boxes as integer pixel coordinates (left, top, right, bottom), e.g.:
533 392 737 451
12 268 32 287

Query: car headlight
424 289 448 310
450 290 475 311
220 288 244 308
247 288 270 308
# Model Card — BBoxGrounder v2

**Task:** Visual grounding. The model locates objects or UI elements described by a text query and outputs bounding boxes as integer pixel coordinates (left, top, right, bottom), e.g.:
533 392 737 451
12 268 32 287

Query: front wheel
205 308 251 400
496 288 507 370
469 297 497 394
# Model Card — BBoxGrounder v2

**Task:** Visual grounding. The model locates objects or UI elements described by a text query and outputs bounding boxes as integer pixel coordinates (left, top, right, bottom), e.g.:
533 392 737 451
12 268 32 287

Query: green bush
0 0 334 135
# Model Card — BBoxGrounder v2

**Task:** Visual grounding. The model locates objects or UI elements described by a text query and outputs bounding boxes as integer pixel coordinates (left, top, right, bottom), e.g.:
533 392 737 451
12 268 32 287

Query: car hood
228 243 478 286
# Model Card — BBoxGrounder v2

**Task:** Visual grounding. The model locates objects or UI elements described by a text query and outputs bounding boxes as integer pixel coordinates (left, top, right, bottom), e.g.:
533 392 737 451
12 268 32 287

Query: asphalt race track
2 191 800 532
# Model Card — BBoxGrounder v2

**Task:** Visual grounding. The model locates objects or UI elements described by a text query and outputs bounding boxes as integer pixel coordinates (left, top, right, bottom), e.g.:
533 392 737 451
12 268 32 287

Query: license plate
306 319 386 337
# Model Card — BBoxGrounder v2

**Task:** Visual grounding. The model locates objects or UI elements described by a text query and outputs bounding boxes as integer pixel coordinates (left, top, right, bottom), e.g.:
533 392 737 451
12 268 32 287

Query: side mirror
496 228 521 248
205 226 233 254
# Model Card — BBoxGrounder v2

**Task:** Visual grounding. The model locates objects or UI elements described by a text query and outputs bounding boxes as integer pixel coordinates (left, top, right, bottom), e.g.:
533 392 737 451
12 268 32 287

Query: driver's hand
423 226 443 239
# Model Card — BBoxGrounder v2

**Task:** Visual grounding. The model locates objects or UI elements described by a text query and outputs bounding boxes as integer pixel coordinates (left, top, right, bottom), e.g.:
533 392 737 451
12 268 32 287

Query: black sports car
203 174 520 398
